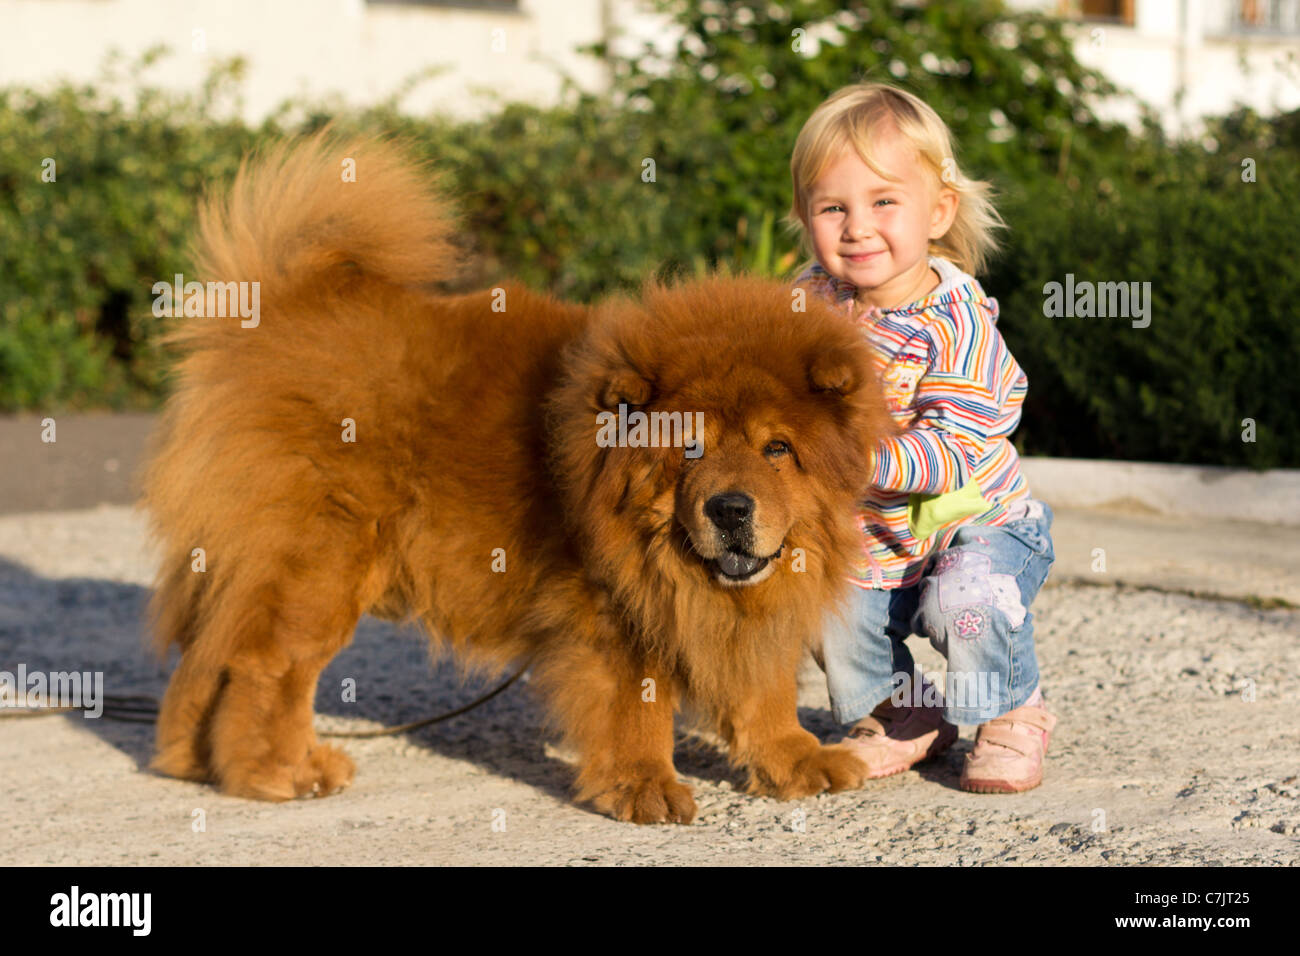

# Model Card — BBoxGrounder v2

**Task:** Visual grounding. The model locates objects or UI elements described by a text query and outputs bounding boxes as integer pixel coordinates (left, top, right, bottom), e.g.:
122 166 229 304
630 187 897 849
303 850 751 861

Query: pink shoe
838 675 959 779
960 686 1057 793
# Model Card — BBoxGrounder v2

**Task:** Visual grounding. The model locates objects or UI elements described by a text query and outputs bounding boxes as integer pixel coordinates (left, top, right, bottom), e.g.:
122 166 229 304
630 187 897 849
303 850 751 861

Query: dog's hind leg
149 558 223 782
151 654 225 783
206 554 370 801
152 527 380 801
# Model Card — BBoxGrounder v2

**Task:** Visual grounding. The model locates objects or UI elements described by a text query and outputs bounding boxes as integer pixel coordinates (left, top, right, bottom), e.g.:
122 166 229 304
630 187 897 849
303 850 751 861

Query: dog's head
549 275 893 594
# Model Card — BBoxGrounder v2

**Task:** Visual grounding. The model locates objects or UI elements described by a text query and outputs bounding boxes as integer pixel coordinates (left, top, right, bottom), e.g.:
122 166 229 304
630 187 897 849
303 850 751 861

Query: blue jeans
818 499 1055 726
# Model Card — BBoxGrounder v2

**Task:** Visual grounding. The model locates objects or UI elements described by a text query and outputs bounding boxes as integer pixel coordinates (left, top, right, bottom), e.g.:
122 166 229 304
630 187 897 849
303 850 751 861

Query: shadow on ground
0 556 795 811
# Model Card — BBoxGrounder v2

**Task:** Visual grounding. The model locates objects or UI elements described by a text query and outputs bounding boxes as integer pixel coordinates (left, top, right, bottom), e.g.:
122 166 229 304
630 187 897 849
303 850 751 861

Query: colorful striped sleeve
989 366 1027 439
869 307 1005 495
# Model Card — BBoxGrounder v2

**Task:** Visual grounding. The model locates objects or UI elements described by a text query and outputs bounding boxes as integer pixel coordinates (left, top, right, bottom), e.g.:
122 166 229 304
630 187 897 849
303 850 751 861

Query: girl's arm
870 313 1019 495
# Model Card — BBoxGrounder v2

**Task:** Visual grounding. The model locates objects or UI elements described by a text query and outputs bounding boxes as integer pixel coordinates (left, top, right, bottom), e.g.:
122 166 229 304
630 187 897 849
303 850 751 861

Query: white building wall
0 0 612 121
0 0 1294 134
1008 0 1300 135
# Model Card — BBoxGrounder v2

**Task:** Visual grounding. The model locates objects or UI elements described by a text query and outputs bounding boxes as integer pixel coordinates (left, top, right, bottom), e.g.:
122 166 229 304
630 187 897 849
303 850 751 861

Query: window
1204 0 1300 34
1058 0 1136 25
1227 0 1300 33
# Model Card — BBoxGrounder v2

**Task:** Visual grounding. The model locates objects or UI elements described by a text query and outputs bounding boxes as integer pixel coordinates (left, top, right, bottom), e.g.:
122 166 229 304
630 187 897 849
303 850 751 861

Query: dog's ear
600 368 654 409
808 347 861 396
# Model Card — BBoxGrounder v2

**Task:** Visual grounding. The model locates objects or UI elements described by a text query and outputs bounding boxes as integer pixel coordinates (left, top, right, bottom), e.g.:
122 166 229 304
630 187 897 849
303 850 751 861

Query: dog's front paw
746 742 869 800
582 771 697 824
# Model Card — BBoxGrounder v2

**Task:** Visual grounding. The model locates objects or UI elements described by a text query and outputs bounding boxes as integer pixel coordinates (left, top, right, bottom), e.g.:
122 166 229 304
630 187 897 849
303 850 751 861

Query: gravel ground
1 504 1297 865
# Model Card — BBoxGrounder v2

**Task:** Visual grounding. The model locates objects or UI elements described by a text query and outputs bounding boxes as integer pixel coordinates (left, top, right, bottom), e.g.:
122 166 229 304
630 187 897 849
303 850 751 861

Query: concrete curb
1020 457 1300 527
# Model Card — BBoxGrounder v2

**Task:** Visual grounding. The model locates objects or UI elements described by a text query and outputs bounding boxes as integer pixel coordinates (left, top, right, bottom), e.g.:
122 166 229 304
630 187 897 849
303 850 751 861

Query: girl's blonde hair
785 82 1005 277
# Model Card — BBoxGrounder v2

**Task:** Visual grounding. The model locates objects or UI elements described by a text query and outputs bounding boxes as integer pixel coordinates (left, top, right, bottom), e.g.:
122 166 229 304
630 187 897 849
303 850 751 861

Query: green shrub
0 48 258 409
584 0 1134 278
988 140 1300 469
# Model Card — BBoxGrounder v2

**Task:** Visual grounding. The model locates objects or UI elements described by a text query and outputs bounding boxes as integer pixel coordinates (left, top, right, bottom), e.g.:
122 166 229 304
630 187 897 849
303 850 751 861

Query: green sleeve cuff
907 478 993 541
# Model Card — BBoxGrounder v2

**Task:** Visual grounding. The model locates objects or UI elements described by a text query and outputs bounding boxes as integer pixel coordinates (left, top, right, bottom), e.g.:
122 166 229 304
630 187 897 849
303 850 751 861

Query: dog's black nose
705 492 754 531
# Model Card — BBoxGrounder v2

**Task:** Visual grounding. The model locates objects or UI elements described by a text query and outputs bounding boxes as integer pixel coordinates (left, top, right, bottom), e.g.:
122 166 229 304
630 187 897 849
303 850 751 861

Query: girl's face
806 129 958 308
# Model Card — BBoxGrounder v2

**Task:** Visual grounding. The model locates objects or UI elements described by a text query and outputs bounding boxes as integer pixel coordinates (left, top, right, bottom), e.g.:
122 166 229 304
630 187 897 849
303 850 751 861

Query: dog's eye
764 440 792 459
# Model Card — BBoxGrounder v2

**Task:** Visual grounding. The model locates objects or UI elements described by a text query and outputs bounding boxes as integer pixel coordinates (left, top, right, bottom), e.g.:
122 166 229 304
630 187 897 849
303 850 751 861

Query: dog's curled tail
189 131 457 316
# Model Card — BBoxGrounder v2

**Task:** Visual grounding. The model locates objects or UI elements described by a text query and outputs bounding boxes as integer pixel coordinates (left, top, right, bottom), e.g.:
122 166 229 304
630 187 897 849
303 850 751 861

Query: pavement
1 413 1296 865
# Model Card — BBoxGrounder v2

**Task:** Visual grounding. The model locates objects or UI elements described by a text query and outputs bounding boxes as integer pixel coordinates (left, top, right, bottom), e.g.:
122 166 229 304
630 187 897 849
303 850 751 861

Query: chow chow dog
141 133 893 823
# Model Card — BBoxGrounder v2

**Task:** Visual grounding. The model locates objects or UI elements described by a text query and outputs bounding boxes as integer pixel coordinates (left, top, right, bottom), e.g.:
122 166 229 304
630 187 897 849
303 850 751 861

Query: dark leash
0 659 534 736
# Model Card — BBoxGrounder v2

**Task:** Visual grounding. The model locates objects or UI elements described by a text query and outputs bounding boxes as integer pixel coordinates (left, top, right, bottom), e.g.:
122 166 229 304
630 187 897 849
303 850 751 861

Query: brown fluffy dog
141 134 893 823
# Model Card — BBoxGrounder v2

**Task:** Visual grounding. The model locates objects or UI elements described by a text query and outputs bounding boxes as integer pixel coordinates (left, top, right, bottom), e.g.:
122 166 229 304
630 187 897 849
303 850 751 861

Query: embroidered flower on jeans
933 551 961 575
953 608 984 638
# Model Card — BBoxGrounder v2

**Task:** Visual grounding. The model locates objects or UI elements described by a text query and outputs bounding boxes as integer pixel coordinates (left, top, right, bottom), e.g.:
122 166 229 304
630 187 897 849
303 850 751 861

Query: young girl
787 82 1057 793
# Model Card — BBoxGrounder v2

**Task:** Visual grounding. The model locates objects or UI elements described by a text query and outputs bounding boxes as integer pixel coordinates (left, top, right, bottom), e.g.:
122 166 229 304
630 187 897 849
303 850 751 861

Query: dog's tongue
718 551 762 577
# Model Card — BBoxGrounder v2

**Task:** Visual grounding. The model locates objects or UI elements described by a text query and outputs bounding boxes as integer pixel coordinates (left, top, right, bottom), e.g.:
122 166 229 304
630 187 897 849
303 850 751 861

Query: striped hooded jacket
794 255 1032 589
